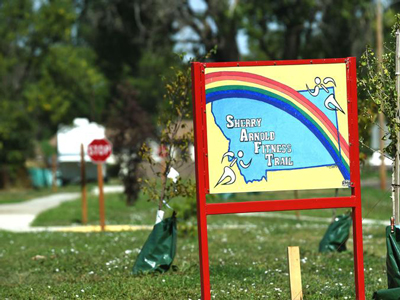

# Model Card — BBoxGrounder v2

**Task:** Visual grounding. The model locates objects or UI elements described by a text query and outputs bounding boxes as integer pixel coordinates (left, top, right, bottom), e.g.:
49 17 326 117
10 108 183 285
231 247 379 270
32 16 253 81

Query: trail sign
88 139 112 163
191 58 365 299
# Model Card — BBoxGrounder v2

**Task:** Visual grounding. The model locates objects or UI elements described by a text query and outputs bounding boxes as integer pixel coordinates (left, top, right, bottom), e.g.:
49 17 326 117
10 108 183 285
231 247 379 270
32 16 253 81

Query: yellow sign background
205 63 349 194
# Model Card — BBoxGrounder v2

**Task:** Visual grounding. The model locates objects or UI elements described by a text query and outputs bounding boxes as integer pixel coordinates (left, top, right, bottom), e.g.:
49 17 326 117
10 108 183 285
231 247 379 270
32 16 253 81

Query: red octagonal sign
87 138 112 163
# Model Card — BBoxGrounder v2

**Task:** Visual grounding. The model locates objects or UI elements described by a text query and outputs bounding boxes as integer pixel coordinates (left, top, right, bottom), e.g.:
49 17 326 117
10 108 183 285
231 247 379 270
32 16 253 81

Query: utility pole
394 29 400 224
377 0 387 190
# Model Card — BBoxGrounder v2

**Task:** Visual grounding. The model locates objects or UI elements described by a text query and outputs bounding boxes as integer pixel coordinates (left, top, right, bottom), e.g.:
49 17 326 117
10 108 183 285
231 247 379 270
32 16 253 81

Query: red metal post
192 62 211 300
206 196 356 215
347 57 365 299
352 204 365 299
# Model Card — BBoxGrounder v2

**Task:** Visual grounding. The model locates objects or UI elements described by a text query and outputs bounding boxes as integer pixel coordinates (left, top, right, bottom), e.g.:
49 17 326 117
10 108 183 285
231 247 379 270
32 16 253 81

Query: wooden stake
97 163 105 231
288 246 303 300
80 144 87 225
52 154 57 192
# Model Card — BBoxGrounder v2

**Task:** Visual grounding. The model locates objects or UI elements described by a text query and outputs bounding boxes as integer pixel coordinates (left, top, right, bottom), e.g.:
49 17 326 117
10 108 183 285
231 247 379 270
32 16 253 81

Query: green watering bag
373 287 400 300
319 213 352 253
387 226 400 289
372 226 400 299
132 213 177 275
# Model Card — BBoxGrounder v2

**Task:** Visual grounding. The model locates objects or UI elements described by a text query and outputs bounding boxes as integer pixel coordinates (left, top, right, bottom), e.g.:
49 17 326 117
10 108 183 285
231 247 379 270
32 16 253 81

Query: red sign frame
191 58 365 299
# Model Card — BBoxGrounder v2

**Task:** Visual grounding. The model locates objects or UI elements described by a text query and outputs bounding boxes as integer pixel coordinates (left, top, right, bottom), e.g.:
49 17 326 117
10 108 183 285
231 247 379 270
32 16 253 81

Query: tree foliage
0 0 108 186
358 16 400 158
176 0 241 61
2 0 400 193
242 0 372 60
77 0 178 115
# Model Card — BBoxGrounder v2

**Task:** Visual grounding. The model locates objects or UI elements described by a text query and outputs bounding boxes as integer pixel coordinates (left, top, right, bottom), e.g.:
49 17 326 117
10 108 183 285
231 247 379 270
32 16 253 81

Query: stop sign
87 138 112 163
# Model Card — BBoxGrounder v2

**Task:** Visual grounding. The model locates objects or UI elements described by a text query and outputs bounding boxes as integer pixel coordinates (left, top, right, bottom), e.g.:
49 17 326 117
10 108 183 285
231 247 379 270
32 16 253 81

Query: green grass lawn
31 185 392 228
0 184 92 204
0 214 388 299
31 192 159 227
0 175 394 299
0 178 121 204
0 188 54 204
359 165 392 180
0 187 76 204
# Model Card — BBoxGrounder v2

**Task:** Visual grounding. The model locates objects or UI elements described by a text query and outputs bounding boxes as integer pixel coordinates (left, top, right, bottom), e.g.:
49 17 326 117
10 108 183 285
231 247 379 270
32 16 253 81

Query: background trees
0 0 106 187
1 0 399 199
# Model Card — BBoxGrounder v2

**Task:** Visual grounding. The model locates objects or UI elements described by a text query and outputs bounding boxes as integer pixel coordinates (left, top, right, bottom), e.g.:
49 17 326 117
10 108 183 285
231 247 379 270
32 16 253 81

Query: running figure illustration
306 76 345 114
215 150 252 187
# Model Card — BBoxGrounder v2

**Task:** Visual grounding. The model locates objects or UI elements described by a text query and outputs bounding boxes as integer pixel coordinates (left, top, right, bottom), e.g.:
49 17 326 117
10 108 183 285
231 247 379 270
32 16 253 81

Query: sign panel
191 58 365 300
87 138 112 163
205 63 350 194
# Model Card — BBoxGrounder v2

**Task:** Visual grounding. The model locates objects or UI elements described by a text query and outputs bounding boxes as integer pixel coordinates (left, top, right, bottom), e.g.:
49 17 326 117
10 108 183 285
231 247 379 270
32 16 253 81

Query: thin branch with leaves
139 49 216 212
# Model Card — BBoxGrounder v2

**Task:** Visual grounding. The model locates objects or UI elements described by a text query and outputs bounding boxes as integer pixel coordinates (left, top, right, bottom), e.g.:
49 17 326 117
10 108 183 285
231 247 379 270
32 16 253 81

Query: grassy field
31 185 392 227
0 214 388 299
0 184 94 205
0 181 395 299
31 192 159 227
0 179 121 204
0 186 74 204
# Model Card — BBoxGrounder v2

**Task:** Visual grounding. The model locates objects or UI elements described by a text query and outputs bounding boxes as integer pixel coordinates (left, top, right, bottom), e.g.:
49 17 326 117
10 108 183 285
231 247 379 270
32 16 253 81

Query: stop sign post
87 138 112 231
80 144 87 225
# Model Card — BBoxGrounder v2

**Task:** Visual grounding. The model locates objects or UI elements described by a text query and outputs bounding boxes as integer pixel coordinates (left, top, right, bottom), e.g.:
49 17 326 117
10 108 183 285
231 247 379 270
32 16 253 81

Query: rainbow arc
205 71 350 180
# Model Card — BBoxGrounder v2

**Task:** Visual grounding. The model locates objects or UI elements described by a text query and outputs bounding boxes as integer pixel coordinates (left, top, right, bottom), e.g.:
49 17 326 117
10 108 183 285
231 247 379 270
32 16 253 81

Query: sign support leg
352 205 365 299
198 196 211 300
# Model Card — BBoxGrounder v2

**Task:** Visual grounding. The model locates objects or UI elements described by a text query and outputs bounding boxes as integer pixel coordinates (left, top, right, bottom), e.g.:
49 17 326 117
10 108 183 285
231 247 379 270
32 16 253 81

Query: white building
57 118 114 183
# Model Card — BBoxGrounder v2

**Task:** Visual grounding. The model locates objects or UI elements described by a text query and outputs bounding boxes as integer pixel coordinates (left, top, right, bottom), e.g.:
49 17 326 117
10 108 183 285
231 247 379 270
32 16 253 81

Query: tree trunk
0 165 10 189
283 24 303 60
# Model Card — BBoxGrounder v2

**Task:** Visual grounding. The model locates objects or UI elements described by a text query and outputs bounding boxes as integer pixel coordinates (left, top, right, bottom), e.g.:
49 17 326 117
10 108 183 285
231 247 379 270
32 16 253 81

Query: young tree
359 17 400 221
139 54 206 214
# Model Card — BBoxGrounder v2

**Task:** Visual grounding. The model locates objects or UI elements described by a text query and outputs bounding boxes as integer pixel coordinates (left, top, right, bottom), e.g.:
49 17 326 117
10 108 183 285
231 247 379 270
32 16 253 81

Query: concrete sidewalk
0 185 125 232
0 193 79 231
